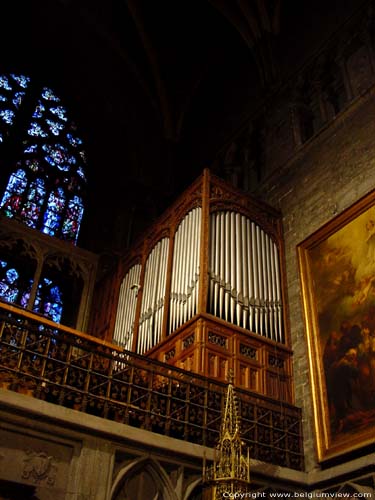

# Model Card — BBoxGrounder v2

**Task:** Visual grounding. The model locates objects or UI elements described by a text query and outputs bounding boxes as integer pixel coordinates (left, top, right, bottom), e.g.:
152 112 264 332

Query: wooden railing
0 302 304 470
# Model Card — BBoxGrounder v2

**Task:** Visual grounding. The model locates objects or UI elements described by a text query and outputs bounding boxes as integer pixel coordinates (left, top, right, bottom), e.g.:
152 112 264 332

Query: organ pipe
169 207 202 333
208 211 284 342
138 238 169 354
113 264 142 350
111 173 286 354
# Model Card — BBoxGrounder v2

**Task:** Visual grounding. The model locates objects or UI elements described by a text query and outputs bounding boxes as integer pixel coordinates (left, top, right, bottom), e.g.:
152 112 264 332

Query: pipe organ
112 263 141 352
138 237 169 354
169 207 201 333
92 170 294 403
209 212 283 342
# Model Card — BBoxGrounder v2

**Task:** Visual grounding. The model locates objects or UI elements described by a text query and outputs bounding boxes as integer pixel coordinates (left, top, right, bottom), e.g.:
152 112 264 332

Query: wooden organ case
92 170 293 403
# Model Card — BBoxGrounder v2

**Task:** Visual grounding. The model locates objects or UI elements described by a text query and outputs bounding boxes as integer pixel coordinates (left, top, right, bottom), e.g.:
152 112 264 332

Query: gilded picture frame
298 190 375 462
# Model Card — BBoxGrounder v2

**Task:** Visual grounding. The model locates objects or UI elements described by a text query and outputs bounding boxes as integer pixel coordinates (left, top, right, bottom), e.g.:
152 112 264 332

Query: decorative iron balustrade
0 302 304 471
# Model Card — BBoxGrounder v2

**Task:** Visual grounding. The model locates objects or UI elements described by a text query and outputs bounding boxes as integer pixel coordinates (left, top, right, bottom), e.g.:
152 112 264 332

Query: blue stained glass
0 169 27 216
0 76 12 91
43 143 75 170
24 144 38 154
25 159 41 172
50 285 62 302
76 166 87 181
20 279 33 308
10 74 30 89
26 178 46 202
0 74 87 245
33 279 63 323
41 87 60 102
6 268 19 283
21 178 46 227
12 92 25 109
62 195 84 242
46 119 64 136
28 122 48 137
32 101 45 118
50 106 67 121
0 268 19 303
42 212 62 236
0 109 15 124
66 133 83 147
45 299 63 323
42 188 66 236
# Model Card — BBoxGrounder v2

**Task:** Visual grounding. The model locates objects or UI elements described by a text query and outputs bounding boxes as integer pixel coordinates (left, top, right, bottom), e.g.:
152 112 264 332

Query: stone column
66 437 114 500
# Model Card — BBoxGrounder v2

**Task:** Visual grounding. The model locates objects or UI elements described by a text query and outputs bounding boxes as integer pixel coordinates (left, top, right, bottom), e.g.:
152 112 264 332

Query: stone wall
257 84 375 472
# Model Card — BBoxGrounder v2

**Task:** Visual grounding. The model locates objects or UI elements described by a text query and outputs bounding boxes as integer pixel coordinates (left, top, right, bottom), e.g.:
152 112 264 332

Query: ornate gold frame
298 190 375 462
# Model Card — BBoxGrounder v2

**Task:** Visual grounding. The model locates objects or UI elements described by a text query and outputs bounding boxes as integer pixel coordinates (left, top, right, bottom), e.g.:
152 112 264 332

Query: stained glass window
0 257 34 308
34 278 63 324
0 74 87 244
0 255 65 324
0 261 20 304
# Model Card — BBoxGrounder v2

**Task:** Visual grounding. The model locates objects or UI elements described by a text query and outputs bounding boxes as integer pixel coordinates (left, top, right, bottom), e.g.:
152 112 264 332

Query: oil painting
298 191 375 461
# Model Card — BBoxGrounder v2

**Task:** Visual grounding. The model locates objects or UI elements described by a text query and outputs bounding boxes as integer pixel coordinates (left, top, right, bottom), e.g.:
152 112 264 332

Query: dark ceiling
1 0 363 253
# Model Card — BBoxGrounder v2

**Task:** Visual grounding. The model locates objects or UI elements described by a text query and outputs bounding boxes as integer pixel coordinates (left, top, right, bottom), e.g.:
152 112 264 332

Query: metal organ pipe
208 211 284 343
193 207 201 316
241 216 249 329
246 219 254 332
137 238 169 354
252 222 259 334
169 207 202 333
235 212 242 327
113 264 142 350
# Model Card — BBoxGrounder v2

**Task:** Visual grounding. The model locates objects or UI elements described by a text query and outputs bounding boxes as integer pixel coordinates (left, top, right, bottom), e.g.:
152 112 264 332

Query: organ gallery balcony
0 301 304 471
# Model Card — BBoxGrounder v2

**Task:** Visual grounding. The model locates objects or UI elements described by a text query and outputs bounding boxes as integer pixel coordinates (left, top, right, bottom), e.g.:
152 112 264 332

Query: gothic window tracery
0 74 87 245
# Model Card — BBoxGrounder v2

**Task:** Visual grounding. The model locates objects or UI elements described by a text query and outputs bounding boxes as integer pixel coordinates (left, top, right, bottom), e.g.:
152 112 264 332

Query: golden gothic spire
203 371 251 499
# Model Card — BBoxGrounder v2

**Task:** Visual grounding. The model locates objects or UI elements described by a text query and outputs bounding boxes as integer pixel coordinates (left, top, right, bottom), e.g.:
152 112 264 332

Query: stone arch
336 482 374 497
183 477 203 500
111 456 178 500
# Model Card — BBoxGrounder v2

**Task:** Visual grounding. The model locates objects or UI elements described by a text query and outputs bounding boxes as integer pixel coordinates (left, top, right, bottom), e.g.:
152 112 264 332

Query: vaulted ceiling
1 0 362 253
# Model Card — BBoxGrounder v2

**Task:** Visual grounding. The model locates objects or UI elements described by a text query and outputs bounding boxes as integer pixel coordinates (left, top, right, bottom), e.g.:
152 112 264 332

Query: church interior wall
256 81 375 474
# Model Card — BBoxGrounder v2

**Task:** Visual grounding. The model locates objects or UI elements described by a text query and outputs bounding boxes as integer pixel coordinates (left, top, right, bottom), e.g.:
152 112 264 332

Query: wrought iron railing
0 302 304 470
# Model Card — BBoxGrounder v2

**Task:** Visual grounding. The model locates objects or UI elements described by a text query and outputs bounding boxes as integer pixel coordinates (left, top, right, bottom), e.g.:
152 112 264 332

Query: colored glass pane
20 279 33 308
25 159 41 172
67 133 82 147
20 178 46 227
41 87 60 102
46 118 64 136
43 143 75 170
61 196 84 243
0 267 20 303
32 101 45 118
10 74 30 89
0 169 27 217
0 109 15 125
13 91 25 108
28 122 48 137
24 144 38 154
1 75 87 244
50 106 67 121
42 188 66 236
0 76 12 91
34 278 63 323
